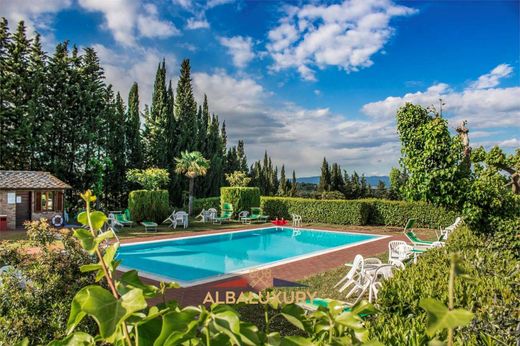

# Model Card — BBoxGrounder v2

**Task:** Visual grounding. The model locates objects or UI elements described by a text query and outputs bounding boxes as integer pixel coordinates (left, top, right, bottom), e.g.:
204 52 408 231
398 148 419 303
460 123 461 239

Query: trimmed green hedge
261 197 371 225
260 197 457 227
128 190 170 223
192 197 220 215
366 199 458 228
220 187 261 213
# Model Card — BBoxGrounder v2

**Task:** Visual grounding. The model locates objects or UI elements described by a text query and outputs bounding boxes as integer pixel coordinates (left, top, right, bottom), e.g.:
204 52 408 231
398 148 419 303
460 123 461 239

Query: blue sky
1 0 519 176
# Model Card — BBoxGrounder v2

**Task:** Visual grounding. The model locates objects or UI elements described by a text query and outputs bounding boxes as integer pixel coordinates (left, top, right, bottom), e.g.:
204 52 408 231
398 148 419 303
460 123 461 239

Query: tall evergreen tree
351 171 361 198
318 157 331 192
175 59 198 152
360 174 370 197
278 165 287 196
145 60 168 167
125 82 143 169
0 18 10 168
330 163 345 192
237 140 248 173
290 170 297 197
3 21 32 169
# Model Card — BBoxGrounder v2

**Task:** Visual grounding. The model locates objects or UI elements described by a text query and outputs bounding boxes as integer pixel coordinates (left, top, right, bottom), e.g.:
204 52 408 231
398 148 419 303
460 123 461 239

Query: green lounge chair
403 218 443 247
141 221 158 232
299 298 351 312
115 212 134 227
248 207 269 223
213 203 234 224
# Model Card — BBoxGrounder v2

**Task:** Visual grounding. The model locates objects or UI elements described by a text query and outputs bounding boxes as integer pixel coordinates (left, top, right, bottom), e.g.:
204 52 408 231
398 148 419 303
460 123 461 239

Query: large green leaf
73 228 97 254
280 336 314 346
77 211 107 230
281 304 306 331
419 298 474 336
67 285 147 338
117 270 160 298
48 332 96 346
154 310 199 346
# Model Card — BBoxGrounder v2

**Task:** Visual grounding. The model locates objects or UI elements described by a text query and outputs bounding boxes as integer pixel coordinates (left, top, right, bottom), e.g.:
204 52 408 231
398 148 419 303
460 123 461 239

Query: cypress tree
360 174 370 197
278 165 287 196
4 21 32 169
125 82 143 169
0 18 10 168
236 140 248 173
318 157 331 192
351 171 361 198
27 33 48 170
330 163 345 192
145 60 168 166
290 170 297 197
175 59 198 152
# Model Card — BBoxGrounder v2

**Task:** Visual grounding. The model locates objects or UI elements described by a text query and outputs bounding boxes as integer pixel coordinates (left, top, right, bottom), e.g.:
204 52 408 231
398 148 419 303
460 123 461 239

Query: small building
0 171 71 230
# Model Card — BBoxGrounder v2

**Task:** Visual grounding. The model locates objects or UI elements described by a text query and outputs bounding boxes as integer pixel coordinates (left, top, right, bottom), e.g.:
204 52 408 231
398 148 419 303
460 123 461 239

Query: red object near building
0 215 7 231
272 218 288 226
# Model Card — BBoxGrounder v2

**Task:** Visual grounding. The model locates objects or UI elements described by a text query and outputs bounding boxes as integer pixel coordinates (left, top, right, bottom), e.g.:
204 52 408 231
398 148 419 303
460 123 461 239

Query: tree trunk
188 178 194 215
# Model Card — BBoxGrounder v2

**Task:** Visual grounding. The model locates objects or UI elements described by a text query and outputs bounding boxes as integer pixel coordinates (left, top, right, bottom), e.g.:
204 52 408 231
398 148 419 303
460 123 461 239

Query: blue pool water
117 227 382 285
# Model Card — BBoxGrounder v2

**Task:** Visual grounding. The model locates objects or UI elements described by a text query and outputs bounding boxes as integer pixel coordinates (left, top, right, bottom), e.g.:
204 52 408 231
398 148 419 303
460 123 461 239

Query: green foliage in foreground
368 226 519 345
221 187 261 214
0 221 96 344
128 190 170 223
261 197 457 228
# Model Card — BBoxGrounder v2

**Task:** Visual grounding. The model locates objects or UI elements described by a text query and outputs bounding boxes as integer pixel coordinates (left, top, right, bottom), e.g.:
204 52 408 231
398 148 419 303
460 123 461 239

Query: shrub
366 199 458 228
261 197 371 225
128 190 170 223
368 226 519 345
220 187 260 213
0 221 96 344
192 196 220 215
321 190 345 200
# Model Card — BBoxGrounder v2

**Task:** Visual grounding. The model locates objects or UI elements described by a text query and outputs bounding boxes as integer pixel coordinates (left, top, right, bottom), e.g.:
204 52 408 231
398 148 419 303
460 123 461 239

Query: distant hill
297 175 390 187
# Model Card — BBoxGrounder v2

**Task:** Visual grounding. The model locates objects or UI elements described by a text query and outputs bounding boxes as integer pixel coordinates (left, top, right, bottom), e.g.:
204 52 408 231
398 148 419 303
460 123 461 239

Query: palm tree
175 151 210 214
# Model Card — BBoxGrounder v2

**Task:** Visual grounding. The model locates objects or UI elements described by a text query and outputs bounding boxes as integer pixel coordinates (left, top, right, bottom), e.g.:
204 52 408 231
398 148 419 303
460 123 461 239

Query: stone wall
0 190 17 230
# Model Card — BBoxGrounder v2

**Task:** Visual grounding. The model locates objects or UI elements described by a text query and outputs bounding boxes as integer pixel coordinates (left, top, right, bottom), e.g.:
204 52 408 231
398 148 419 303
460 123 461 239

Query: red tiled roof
0 171 71 190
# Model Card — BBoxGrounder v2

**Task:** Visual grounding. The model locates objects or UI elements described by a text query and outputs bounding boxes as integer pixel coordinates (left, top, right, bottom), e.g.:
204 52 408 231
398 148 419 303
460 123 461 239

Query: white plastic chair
173 211 189 229
107 213 124 231
388 240 414 265
238 211 249 224
207 208 217 222
368 264 396 302
291 214 302 227
162 210 176 227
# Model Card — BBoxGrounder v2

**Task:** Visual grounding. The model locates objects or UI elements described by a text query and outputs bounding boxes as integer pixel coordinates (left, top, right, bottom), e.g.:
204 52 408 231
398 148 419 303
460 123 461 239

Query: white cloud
172 0 192 9
206 0 234 9
93 44 176 107
192 70 398 175
0 0 71 35
186 18 210 30
267 0 417 81
218 36 255 68
78 0 179 46
469 63 513 89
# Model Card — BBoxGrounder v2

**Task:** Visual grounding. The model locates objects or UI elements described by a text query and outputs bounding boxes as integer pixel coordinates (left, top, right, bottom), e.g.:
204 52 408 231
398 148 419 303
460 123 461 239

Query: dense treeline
0 19 249 209
317 157 389 199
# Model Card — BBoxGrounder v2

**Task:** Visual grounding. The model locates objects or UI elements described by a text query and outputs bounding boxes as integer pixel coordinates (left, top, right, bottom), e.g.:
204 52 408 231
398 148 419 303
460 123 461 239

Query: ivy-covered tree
396 103 467 208
389 167 407 200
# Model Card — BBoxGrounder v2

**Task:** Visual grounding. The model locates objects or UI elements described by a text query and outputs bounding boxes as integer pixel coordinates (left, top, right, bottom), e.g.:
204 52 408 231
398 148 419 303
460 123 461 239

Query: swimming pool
117 227 386 286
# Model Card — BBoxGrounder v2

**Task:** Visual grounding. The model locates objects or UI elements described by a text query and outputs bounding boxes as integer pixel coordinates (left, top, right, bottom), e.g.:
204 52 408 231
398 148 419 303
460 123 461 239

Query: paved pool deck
117 225 410 306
